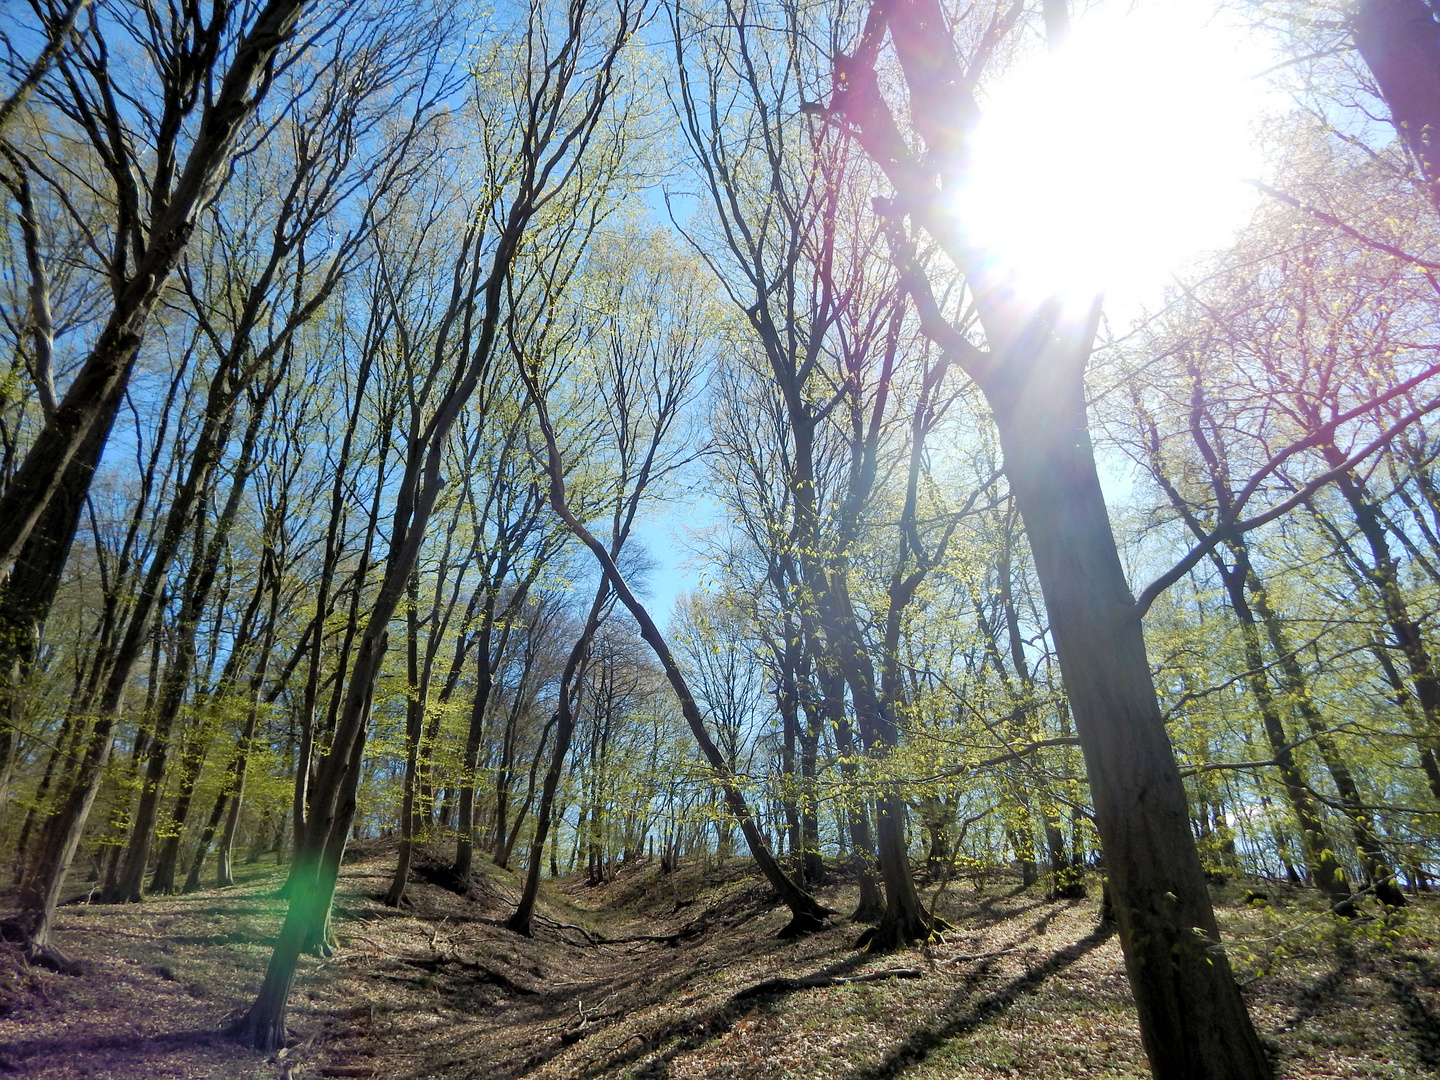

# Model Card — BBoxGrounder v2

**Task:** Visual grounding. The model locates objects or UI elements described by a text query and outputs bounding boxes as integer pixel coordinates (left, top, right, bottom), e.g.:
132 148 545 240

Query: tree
234 0 643 1047
1352 0 1440 215
0 0 316 577
829 2 1272 1074
0 1 453 958
513 221 836 935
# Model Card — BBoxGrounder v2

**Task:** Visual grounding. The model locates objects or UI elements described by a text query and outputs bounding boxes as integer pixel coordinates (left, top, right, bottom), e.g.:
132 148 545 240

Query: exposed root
0 922 82 976
776 909 831 939
853 909 953 952
849 897 885 924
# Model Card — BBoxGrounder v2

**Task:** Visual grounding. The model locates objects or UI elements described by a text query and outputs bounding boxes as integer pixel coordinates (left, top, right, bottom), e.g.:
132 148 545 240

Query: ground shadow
1387 973 1440 1072
0 1026 227 1066
570 951 878 1080
842 922 1117 1080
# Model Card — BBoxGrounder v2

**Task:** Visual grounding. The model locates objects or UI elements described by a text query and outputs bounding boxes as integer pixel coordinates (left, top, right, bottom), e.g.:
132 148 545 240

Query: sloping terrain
0 844 1436 1079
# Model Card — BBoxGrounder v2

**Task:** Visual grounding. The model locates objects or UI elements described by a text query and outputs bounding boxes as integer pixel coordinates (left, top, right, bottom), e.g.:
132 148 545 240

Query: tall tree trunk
506 589 605 936
453 604 498 889
978 336 1271 1080
1243 566 1405 907
816 654 883 921
233 682 373 1051
1352 0 1440 215
831 1 1275 1066
148 713 215 896
528 456 834 935
186 548 280 892
384 572 424 908
112 390 269 902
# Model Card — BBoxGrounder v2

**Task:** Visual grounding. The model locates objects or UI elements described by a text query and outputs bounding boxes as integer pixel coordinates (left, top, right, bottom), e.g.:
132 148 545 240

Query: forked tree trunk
149 716 214 895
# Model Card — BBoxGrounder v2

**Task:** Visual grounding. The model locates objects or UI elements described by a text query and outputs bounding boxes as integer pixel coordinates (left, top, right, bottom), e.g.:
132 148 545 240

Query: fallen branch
533 911 601 944
428 917 448 952
731 967 921 1000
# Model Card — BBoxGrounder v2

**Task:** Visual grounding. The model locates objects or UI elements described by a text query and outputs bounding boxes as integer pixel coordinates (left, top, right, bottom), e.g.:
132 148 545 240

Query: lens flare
954 0 1275 312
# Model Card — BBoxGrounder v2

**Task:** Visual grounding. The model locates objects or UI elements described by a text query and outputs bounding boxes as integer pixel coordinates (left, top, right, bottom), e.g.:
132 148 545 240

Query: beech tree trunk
1214 546 1353 914
384 573 424 908
1352 0 1440 215
980 344 1272 1080
507 588 604 936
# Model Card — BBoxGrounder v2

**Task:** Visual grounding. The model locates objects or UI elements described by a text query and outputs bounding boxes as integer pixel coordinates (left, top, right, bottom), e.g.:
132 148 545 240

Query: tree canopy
2 1 1440 1077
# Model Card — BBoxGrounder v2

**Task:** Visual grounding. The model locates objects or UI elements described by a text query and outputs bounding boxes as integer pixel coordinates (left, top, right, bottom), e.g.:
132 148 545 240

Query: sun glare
954 0 1275 312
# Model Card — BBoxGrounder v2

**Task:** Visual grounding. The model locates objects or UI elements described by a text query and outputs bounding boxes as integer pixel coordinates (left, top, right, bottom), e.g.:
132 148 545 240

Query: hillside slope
0 846 1436 1079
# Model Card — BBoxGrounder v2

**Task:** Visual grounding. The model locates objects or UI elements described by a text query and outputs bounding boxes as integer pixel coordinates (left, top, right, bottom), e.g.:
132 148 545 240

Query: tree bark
833 1 1274 1069
0 0 309 575
1352 0 1440 215
384 572 424 908
1213 545 1353 914
978 338 1271 1080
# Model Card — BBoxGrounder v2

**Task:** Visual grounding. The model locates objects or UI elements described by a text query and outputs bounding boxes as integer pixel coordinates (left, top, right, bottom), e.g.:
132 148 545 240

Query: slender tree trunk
816 656 883 921
1243 568 1405 907
1316 467 1440 802
384 572 424 908
233 684 373 1051
148 713 215 895
532 475 834 934
453 617 496 888
1215 548 1353 914
507 615 597 935
187 553 280 892
114 392 269 902
497 717 550 870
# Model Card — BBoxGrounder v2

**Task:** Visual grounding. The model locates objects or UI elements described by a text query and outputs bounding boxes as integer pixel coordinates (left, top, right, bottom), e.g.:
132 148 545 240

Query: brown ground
0 843 1436 1079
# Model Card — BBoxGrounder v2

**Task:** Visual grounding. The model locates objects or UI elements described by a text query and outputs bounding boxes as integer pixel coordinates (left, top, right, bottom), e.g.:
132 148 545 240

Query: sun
953 0 1277 314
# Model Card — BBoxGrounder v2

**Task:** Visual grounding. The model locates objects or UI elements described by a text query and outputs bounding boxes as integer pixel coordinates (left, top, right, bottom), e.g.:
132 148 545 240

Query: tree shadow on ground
842 921 1117 1080
1386 973 1440 1072
1274 927 1367 1039
572 951 877 1080
0 1026 225 1066
969 894 1050 929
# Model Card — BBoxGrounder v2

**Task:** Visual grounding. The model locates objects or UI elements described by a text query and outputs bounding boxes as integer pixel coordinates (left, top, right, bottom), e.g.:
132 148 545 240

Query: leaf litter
0 842 1435 1079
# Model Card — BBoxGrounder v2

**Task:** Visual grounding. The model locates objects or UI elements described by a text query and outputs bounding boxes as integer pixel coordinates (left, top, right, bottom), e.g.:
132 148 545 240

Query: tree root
853 910 953 952
776 905 836 939
0 923 82 976
849 898 885 924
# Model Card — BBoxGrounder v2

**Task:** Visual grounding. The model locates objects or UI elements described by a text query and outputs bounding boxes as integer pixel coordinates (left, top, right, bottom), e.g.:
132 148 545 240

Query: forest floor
0 842 1437 1080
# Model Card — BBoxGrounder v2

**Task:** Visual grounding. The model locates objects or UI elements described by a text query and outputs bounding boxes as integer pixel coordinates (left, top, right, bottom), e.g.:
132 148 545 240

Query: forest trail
0 845 1436 1080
